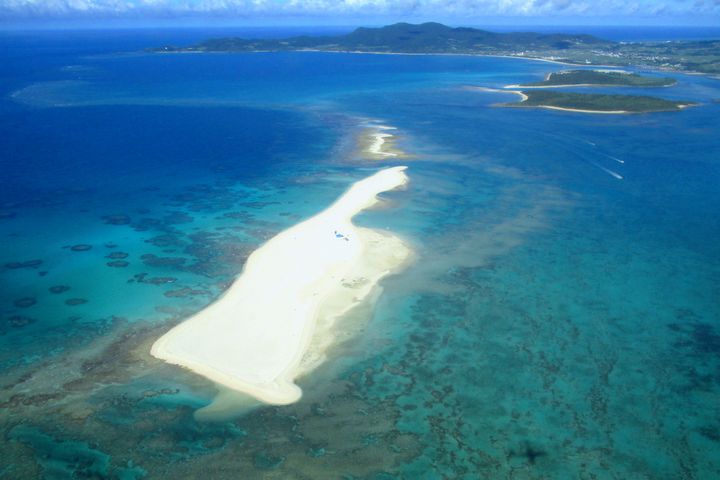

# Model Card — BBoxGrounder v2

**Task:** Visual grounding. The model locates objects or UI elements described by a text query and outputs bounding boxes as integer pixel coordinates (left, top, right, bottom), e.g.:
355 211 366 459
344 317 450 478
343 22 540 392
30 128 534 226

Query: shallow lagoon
1 30 719 478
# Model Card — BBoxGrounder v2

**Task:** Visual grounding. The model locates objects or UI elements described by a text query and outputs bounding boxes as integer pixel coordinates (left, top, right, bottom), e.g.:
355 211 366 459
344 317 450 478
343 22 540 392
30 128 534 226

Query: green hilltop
522 70 677 87
154 22 720 75
510 91 694 113
188 22 609 54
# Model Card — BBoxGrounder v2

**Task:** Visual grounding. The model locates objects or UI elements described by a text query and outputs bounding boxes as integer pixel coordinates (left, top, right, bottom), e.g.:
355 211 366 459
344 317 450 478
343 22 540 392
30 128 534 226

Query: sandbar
365 125 400 157
464 86 528 101
151 166 412 405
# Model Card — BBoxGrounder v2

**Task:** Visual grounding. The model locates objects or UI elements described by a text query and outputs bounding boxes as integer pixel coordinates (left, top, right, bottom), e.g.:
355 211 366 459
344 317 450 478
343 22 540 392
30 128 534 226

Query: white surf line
151 167 412 405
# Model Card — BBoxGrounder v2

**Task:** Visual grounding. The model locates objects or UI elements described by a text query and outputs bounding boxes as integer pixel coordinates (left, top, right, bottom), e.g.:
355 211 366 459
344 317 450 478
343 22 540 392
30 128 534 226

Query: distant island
515 69 677 88
469 67 694 114
507 90 693 113
153 22 720 75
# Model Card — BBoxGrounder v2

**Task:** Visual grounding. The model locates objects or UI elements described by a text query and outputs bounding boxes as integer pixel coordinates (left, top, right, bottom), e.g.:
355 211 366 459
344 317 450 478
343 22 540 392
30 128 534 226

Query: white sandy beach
537 106 628 114
465 86 637 113
151 166 412 405
464 86 528 101
505 83 625 89
367 125 399 157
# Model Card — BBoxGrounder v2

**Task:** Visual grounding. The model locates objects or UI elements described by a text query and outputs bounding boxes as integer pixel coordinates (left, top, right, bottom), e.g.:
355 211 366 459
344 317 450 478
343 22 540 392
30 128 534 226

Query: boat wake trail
586 159 624 180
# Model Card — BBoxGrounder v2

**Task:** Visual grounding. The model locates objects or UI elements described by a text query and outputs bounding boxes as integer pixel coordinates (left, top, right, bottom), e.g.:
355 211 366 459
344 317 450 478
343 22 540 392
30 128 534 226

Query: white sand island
367 125 399 157
151 166 412 405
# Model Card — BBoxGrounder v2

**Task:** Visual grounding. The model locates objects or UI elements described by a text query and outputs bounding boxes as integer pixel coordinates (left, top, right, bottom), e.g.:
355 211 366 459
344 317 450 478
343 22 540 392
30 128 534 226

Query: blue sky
1 0 719 27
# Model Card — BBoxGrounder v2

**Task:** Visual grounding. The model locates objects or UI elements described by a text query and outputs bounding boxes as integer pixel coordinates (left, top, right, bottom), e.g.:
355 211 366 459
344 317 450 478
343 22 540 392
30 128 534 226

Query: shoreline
504 82 675 89
152 48 586 68
511 102 695 114
465 85 693 114
464 86 528 101
151 166 412 406
504 68 678 89
529 105 629 114
295 49 576 66
148 48 720 78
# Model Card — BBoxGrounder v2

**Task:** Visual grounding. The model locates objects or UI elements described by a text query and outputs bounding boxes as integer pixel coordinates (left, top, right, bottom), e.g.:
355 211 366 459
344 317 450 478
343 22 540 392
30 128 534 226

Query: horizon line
3 21 720 33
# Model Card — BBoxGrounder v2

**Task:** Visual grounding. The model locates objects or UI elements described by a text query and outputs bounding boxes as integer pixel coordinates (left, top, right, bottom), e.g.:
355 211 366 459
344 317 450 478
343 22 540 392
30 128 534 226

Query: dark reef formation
163 287 211 298
102 214 131 225
107 260 130 268
13 297 37 308
5 259 43 269
6 315 36 328
65 298 88 306
140 254 186 268
49 285 71 294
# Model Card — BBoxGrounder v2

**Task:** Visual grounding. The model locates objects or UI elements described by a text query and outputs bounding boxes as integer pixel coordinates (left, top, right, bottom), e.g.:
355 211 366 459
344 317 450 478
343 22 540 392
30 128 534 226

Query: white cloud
0 0 718 19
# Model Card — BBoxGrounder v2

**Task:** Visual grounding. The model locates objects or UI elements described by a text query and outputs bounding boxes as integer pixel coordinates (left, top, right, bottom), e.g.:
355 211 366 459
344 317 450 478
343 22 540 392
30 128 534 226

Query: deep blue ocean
0 27 719 479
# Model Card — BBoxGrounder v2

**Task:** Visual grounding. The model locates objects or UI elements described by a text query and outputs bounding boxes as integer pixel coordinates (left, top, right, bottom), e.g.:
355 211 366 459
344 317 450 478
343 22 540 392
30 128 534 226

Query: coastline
295 49 577 66
504 68 677 89
149 47 719 78
464 86 528 101
530 105 629 114
152 48 584 68
510 102 695 114
504 82 675 89
465 85 692 114
151 166 412 406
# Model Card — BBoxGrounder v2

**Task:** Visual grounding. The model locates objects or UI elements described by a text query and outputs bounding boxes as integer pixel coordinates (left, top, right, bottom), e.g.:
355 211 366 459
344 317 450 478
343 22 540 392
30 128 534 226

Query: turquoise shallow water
1 30 719 479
